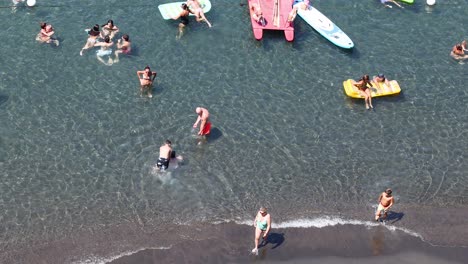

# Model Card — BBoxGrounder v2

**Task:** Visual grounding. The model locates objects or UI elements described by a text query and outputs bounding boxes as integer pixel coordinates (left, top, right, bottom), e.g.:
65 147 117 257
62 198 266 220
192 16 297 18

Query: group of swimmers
79 20 131 65
37 19 132 66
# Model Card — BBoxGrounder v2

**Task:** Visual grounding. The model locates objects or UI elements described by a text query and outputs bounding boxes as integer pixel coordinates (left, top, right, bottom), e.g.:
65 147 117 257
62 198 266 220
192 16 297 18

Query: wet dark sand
2 205 467 264
109 223 468 264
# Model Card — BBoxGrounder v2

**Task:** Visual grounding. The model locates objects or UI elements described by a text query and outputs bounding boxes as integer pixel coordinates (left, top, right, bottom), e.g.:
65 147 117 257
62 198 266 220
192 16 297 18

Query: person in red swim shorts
193 107 211 136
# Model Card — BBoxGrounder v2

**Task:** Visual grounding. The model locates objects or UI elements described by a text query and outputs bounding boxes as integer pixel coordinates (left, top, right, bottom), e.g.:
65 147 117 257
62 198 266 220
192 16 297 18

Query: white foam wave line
71 245 172 264
233 217 423 239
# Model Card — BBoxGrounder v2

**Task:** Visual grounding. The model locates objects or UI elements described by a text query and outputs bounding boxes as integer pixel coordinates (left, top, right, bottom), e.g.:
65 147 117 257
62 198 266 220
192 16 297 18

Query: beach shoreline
1 205 467 264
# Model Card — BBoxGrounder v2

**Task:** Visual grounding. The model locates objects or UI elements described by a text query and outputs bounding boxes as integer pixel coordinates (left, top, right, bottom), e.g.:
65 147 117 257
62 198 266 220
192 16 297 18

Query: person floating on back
252 207 271 255
137 66 157 98
36 22 59 46
193 107 211 136
375 188 394 221
157 140 173 171
379 0 403 9
101 19 119 40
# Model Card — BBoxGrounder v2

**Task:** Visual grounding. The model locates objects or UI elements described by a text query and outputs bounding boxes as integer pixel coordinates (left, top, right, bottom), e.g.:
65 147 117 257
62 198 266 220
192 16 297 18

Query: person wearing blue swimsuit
252 207 271 255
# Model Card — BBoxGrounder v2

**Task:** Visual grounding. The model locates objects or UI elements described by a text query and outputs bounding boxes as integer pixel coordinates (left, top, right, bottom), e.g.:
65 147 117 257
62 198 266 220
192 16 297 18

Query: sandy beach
1 205 467 264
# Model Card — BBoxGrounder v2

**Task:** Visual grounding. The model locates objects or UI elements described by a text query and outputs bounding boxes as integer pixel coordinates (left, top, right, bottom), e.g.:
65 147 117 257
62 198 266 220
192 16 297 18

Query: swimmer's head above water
103 19 115 28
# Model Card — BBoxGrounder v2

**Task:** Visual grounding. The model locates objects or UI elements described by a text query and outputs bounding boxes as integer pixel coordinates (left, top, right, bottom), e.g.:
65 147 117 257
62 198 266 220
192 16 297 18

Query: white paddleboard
298 6 354 49
158 0 212 20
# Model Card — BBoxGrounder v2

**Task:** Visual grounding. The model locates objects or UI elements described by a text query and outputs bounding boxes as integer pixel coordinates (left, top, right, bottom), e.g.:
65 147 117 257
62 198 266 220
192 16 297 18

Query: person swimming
36 22 59 46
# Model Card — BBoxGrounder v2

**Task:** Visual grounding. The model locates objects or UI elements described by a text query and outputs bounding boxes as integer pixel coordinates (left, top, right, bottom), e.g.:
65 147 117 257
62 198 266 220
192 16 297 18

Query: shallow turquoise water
0 0 467 261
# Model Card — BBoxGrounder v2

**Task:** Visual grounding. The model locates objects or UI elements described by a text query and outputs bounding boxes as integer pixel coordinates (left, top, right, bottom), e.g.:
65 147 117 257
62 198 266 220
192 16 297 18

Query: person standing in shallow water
114 34 131 63
252 207 271 255
136 66 157 98
36 22 59 46
375 189 394 221
172 3 193 39
192 107 211 136
94 35 114 65
80 24 101 56
157 140 173 171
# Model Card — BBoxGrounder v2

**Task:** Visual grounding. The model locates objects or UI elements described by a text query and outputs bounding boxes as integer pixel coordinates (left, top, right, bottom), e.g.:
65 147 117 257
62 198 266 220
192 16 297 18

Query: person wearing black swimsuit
172 3 193 39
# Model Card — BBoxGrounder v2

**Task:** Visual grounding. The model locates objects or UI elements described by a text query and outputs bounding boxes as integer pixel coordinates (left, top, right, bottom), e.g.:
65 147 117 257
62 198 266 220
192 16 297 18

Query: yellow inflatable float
343 78 401 99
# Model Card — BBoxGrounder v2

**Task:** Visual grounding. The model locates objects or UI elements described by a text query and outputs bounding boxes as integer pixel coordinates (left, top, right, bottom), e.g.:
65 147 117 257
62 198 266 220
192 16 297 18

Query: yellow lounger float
343 79 401 99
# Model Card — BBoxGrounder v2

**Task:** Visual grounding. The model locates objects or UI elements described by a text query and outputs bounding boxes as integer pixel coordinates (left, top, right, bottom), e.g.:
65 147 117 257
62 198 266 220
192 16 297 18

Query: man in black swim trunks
157 140 173 170
172 3 193 39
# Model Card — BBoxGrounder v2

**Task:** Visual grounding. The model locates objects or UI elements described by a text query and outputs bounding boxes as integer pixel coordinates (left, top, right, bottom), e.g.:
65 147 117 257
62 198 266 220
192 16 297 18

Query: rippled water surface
0 0 467 260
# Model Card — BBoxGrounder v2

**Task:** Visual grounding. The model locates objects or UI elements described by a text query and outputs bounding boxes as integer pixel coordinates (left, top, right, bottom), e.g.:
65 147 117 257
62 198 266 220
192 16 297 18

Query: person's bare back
159 143 172 159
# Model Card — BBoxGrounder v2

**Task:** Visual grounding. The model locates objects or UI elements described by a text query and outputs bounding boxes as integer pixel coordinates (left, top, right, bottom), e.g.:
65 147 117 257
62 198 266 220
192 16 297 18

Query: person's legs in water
195 9 212 27
114 50 122 63
177 22 186 40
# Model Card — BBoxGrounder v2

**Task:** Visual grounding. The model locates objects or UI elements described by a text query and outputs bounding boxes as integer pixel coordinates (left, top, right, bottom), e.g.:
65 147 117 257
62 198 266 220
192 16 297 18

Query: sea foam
71 246 172 264
234 216 423 239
